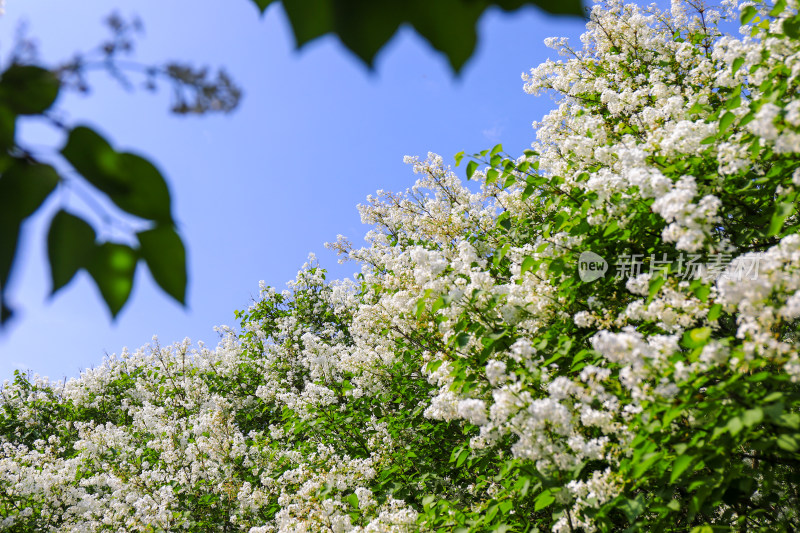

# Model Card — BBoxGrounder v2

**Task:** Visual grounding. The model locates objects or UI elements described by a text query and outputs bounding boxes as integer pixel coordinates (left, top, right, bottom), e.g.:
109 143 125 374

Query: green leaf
0 160 60 222
137 225 187 305
415 297 426 319
727 416 744 436
454 151 465 166
770 0 787 16
707 303 722 321
740 5 757 24
763 392 783 403
670 454 693 483
455 448 469 467
346 492 359 509
490 143 503 156
0 64 60 115
0 105 15 149
455 332 470 348
718 111 735 133
783 14 800 39
682 327 711 349
620 496 644 523
768 202 794 237
534 489 555 511
690 281 711 302
87 242 138 318
632 452 661 478
466 160 478 180
252 0 276 11
0 161 59 303
777 434 799 452
742 408 763 428
603 219 619 237
61 126 173 224
273 0 584 73
515 477 531 497
647 274 665 302
0 296 12 324
47 210 97 294
0 217 20 325
521 256 537 275
778 413 800 430
725 93 741 110
0 216 18 286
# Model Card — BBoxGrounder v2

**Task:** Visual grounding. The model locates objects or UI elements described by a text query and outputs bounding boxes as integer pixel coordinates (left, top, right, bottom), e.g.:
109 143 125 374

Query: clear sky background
0 0 587 381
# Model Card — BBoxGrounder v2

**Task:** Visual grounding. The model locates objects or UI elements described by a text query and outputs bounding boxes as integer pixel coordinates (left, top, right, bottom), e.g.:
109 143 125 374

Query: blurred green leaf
47 210 97 295
534 489 554 511
0 218 19 325
768 202 794 237
647 274 665 302
0 297 12 324
455 448 469 467
742 408 763 428
346 492 359 509
0 160 60 322
256 0 584 73
725 93 741 110
740 5 757 24
456 332 470 347
670 454 693 483
777 434 799 452
61 126 173 224
0 105 15 148
137 225 187 305
252 0 275 10
770 0 787 16
783 14 800 38
467 160 478 179
87 242 138 318
0 64 60 115
521 256 537 275
682 326 711 349
718 111 735 133
620 496 644 522
0 160 60 221
727 416 744 436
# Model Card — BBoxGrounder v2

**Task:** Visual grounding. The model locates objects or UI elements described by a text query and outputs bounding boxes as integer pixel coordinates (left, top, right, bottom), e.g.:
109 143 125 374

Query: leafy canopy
0 15 240 324
250 0 585 72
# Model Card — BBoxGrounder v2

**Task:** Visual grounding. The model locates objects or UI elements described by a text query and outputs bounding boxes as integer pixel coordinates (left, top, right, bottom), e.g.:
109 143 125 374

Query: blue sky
0 0 587 381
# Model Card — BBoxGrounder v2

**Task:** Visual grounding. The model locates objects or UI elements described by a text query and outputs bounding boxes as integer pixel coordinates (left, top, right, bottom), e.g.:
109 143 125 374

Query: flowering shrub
2 0 800 531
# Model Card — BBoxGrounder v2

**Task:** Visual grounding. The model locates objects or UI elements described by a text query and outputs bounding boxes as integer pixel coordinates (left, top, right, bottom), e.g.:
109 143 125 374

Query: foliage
250 0 585 72
0 15 241 324
1 0 800 531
